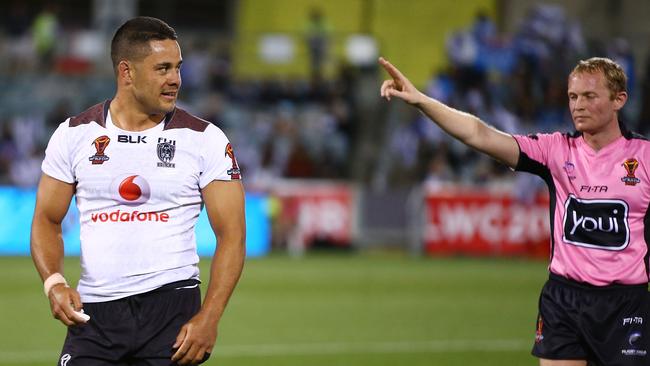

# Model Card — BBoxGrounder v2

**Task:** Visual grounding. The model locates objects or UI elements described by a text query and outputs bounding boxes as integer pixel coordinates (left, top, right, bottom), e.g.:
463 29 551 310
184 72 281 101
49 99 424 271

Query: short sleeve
513 132 558 170
42 120 75 183
199 124 242 188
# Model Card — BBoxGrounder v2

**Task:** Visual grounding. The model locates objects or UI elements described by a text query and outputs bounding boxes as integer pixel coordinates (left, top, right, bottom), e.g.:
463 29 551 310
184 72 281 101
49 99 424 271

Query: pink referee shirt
514 125 650 286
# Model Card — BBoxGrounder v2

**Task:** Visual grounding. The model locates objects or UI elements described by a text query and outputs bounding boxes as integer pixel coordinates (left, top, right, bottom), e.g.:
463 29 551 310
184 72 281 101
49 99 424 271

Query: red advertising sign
273 182 356 249
423 190 550 258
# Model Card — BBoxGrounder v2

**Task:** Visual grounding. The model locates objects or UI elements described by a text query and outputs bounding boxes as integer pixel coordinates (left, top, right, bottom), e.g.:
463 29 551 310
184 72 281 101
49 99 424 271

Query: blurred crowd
1 3 649 193
0 2 358 189
386 4 647 193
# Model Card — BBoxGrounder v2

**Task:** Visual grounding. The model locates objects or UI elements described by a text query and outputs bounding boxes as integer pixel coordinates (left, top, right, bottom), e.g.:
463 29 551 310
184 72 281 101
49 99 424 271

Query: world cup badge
89 135 110 164
225 143 241 179
621 158 640 186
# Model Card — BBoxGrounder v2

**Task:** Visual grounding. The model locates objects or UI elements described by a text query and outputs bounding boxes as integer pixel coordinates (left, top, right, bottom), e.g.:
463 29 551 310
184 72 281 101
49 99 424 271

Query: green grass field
0 253 548 366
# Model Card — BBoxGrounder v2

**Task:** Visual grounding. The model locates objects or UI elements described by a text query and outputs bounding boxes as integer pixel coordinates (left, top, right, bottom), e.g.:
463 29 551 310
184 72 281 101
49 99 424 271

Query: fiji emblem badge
157 138 176 168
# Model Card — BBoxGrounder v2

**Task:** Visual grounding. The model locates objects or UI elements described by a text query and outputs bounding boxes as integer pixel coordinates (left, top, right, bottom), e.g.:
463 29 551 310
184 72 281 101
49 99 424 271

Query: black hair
110 16 177 72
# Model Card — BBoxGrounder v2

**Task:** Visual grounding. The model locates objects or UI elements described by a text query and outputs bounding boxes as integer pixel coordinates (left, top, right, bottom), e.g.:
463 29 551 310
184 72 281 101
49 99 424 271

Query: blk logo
109 175 151 206
118 135 147 144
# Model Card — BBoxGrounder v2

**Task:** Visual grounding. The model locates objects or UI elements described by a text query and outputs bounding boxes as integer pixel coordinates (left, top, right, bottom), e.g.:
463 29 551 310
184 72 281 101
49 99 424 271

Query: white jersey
42 101 242 302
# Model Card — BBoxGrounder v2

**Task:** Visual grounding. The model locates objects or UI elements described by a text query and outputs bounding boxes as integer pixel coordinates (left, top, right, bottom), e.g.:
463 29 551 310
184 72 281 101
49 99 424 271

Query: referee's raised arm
379 57 520 169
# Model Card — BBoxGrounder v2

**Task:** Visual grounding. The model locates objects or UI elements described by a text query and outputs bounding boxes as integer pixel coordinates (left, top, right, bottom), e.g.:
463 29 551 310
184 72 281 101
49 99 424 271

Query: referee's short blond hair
570 57 627 100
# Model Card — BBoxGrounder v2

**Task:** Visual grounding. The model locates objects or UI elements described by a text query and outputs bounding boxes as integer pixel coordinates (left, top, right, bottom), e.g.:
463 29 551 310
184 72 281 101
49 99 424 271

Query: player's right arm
31 173 85 326
379 57 520 168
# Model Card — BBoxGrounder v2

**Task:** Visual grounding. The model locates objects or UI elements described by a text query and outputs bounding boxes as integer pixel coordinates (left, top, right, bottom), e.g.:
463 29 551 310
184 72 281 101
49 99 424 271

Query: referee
380 56 650 366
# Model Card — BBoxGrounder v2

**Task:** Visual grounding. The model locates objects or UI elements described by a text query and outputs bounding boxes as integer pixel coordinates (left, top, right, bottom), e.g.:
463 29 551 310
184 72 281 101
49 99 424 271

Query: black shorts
57 279 208 366
532 273 650 366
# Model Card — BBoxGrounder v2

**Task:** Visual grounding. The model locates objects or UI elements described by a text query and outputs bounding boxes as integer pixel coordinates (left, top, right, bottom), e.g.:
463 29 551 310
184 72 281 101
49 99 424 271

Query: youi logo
110 174 151 206
562 194 629 251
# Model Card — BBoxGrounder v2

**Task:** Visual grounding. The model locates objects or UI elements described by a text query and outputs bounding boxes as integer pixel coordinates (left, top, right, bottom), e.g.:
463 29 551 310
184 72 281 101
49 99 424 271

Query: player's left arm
172 179 245 365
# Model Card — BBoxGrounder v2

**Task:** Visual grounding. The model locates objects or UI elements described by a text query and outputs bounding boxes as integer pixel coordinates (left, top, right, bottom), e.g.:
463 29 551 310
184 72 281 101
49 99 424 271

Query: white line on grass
1 338 531 362
216 339 531 357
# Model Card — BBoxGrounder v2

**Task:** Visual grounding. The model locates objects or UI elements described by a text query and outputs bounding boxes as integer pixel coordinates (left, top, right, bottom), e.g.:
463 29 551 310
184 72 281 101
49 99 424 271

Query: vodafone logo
91 174 170 224
110 175 151 206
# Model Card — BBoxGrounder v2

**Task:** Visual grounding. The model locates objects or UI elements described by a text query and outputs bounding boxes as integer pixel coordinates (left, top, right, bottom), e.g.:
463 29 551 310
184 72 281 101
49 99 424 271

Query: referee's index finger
379 57 404 80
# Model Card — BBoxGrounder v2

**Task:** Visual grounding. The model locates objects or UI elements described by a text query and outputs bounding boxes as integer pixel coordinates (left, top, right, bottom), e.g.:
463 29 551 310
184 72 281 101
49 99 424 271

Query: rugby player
31 17 245 365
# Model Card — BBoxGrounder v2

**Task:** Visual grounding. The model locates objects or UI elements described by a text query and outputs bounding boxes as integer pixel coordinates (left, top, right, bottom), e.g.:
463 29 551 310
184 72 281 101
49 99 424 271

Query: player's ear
117 60 134 84
613 91 628 111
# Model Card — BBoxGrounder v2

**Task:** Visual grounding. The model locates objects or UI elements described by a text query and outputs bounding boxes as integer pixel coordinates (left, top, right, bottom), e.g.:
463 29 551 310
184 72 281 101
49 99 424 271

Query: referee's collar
568 120 636 140
619 120 634 139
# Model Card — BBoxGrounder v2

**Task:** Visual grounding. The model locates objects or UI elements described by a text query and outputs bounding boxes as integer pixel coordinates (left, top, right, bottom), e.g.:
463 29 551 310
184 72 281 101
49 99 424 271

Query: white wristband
43 273 68 296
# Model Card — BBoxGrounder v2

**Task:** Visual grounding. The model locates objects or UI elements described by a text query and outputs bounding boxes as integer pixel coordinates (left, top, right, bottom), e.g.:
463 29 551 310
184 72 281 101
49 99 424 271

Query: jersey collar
102 99 176 127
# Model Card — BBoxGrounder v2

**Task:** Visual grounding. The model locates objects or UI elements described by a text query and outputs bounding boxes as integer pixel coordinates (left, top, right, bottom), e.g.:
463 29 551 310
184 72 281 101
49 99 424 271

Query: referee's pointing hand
379 57 426 105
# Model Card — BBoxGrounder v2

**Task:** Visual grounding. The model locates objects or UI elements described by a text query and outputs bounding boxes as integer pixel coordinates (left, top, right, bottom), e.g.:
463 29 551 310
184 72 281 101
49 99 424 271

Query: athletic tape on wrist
43 273 68 296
